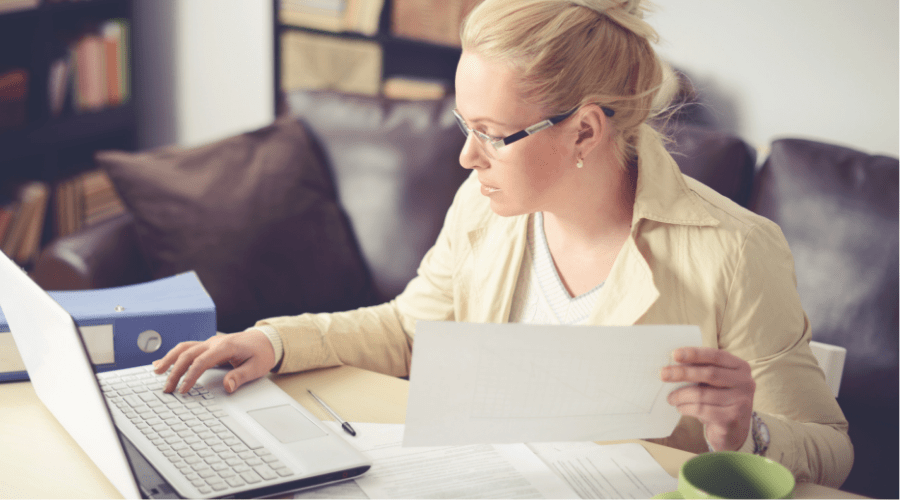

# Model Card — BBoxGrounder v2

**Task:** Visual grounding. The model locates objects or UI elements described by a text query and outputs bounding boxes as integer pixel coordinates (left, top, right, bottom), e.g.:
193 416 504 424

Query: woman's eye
479 128 503 141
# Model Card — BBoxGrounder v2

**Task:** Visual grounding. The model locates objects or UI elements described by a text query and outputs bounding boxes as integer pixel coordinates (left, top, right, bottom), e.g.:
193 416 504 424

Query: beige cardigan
258 133 853 487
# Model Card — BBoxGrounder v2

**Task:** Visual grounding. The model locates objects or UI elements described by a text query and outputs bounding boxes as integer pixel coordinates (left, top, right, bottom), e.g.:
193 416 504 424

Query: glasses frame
453 105 614 151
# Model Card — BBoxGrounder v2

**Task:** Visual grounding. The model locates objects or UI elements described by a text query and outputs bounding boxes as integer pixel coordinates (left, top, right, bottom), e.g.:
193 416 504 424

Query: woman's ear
573 104 608 156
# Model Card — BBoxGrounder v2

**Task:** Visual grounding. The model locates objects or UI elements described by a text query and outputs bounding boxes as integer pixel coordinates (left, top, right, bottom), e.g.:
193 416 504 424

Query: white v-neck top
508 212 603 325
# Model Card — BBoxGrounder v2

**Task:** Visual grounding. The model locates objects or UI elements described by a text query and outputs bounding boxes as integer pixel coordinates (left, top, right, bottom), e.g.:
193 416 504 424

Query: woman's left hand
661 346 756 452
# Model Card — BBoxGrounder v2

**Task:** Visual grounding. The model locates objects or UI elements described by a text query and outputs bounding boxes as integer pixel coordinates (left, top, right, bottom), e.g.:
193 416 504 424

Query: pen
307 389 357 436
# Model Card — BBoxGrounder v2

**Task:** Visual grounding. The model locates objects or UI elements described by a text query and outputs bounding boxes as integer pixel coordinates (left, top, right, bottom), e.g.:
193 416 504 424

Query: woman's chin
488 198 527 218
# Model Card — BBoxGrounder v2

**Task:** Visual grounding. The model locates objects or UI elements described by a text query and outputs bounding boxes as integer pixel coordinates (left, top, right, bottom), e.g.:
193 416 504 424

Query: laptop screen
0 251 143 499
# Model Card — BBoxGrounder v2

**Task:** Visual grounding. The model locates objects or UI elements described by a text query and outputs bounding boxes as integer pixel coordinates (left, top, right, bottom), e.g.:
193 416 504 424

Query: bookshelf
274 0 467 107
0 0 135 266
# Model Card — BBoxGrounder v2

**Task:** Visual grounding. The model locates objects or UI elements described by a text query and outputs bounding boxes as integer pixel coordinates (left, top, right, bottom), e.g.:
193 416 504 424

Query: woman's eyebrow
456 107 511 128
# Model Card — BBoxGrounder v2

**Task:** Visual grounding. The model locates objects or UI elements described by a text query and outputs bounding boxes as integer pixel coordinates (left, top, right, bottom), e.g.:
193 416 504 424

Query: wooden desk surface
0 365 864 499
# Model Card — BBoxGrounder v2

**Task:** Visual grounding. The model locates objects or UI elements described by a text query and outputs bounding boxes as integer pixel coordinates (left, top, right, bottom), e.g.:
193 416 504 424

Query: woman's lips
480 183 500 195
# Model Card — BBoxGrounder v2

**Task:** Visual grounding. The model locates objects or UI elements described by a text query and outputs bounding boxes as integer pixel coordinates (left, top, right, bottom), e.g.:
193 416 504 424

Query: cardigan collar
631 127 720 230
466 128 719 325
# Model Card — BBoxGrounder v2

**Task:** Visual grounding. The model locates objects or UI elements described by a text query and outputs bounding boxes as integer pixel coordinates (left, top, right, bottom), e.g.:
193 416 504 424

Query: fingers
668 383 740 407
222 355 273 393
660 363 748 388
672 346 745 369
152 330 276 394
172 339 240 394
152 341 200 374
661 347 752 388
662 346 756 451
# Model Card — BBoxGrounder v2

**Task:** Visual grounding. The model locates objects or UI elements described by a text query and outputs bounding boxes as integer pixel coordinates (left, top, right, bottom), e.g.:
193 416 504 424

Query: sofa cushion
666 123 756 207
96 118 376 333
284 90 470 301
750 138 899 499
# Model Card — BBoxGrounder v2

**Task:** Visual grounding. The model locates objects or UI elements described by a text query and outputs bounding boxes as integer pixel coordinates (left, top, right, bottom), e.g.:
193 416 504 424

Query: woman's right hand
153 329 276 394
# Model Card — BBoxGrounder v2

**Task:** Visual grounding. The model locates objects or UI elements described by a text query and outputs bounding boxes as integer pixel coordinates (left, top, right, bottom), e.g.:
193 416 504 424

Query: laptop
0 250 371 499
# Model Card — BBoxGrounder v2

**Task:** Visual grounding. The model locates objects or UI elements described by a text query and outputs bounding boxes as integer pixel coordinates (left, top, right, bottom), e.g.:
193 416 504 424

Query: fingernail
225 379 235 393
660 367 670 381
671 349 683 363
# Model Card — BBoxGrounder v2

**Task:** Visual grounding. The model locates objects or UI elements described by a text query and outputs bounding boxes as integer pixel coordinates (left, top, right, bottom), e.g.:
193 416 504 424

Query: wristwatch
750 411 770 456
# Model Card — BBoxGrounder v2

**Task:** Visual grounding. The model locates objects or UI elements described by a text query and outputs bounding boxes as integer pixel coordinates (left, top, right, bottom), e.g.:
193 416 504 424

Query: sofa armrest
31 212 151 291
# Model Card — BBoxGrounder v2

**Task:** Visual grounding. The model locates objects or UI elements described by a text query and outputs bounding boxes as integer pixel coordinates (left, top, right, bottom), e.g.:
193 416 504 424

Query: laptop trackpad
247 405 327 443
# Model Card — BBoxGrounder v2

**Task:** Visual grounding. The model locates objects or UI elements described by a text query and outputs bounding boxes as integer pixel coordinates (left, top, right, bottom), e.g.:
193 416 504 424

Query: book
1 182 49 265
0 205 16 250
383 76 450 100
73 33 107 112
15 182 49 265
281 30 382 95
101 19 129 106
54 169 125 238
0 68 28 131
280 0 348 33
47 56 71 117
391 0 481 47
0 0 39 14
280 0 384 36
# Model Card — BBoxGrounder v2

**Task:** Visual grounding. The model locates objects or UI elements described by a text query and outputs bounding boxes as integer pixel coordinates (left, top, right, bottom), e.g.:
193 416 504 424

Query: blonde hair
460 0 678 168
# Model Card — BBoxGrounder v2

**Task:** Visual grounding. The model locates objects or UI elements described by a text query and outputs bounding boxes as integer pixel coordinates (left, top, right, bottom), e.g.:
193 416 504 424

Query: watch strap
750 411 770 456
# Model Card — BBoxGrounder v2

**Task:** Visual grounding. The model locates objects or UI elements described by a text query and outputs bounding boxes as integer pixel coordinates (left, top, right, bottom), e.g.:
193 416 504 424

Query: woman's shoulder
682 175 783 240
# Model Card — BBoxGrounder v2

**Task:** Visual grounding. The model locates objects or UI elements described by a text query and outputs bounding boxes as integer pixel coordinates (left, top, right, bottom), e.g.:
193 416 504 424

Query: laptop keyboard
98 365 295 495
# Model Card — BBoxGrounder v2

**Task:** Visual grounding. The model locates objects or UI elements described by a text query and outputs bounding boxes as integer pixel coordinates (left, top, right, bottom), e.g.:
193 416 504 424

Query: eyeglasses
453 105 614 152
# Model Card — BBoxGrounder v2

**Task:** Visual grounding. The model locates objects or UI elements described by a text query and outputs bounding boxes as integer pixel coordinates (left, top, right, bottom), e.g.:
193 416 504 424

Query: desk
0 365 864 499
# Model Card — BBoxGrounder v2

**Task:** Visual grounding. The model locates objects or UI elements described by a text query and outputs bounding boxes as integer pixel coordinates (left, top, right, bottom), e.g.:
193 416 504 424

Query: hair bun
570 0 644 17
569 0 657 42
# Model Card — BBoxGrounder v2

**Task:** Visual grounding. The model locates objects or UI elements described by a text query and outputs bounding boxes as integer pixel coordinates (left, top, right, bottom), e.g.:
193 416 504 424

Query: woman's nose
459 134 485 170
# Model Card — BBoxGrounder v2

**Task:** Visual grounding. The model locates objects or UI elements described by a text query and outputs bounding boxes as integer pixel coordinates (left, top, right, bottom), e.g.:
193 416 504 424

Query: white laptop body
0 251 370 499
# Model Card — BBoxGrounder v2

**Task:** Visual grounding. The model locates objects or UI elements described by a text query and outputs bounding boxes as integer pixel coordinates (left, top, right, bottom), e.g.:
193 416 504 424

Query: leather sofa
31 90 898 499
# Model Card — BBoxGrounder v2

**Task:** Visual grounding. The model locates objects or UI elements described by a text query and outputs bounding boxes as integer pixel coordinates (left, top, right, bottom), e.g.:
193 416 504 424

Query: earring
576 158 584 169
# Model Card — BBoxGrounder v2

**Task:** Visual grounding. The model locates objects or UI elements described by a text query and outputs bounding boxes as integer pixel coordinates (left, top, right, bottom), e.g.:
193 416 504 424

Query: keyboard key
240 471 262 484
276 468 294 477
198 486 212 495
219 417 265 450
254 465 277 481
267 460 287 470
225 476 246 488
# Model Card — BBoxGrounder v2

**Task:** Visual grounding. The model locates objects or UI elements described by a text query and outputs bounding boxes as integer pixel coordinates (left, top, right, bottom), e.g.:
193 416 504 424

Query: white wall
134 0 274 150
650 0 899 157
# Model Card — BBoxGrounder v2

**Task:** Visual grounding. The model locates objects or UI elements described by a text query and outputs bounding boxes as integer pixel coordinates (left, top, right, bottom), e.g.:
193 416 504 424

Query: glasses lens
453 112 469 138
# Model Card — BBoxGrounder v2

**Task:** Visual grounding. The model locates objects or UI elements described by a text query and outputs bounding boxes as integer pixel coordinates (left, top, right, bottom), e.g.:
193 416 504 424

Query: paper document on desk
527 441 678 498
295 422 579 499
403 322 702 446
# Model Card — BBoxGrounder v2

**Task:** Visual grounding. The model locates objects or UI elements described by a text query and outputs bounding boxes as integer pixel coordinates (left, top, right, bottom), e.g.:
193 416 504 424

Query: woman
154 0 853 486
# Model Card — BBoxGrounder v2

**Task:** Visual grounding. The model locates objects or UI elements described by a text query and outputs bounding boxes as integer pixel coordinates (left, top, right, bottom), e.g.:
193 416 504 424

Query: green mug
655 451 795 499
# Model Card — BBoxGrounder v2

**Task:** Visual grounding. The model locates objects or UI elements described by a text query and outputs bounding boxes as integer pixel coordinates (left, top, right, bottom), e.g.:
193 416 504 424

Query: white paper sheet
527 442 678 498
295 422 580 499
403 322 702 446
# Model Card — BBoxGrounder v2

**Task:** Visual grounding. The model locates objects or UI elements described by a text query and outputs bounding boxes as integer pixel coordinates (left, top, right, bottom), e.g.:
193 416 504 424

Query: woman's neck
542 148 636 251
